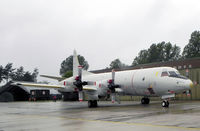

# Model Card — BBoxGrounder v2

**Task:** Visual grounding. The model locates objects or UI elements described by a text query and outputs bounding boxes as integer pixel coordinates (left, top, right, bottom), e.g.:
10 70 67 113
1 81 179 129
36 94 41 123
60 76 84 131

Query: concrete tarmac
0 101 200 131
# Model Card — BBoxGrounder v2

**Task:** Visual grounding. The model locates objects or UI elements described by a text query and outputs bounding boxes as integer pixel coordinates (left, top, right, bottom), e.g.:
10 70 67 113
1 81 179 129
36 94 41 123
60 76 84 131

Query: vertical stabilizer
73 50 80 77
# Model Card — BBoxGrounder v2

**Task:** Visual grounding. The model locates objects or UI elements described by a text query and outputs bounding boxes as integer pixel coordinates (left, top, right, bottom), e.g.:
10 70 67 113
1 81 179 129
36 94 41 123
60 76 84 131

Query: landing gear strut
162 100 169 107
88 100 98 108
141 97 150 104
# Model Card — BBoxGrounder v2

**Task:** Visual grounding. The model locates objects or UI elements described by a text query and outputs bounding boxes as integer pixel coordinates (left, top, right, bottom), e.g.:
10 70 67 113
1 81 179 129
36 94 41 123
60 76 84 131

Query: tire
141 98 145 104
88 100 98 108
141 98 149 104
88 100 92 108
145 98 150 104
93 100 98 107
162 101 169 107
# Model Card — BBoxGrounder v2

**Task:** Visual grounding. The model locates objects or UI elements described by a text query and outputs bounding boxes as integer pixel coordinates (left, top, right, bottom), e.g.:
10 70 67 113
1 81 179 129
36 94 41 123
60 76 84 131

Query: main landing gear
88 100 98 108
141 97 150 105
162 100 169 107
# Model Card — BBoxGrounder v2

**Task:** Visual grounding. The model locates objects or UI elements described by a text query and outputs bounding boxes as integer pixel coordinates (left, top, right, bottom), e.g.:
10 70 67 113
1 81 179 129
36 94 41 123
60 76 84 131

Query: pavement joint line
12 114 200 130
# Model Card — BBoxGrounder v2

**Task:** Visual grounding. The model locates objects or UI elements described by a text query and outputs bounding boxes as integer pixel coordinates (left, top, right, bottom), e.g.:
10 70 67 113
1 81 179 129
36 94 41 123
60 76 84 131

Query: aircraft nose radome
189 81 194 88
186 79 193 89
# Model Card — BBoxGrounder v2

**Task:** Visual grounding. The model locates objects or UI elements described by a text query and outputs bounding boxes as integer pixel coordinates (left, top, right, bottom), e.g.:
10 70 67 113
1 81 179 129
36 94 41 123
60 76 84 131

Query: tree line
133 31 200 65
0 63 38 83
1 30 199 82
60 30 200 78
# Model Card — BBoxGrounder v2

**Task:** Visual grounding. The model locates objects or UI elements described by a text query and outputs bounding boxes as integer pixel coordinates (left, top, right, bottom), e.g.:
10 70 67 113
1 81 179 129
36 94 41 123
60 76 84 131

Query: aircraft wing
83 85 98 91
11 81 64 89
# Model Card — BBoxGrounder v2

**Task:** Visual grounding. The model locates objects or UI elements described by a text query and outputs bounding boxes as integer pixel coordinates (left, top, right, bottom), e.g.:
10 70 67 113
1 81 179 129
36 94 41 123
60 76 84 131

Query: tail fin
73 50 80 77
72 50 93 78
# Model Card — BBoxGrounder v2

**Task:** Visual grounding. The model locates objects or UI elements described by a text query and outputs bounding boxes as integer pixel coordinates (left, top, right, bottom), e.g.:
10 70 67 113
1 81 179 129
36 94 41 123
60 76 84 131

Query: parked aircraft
12 50 193 108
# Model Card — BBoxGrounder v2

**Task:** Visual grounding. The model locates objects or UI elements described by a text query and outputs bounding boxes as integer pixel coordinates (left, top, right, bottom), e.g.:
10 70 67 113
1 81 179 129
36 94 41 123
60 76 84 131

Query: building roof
91 57 200 73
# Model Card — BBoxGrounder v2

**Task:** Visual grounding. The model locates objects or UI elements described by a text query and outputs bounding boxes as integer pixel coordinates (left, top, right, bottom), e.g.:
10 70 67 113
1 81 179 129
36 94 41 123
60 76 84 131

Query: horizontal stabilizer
40 75 65 81
12 81 64 89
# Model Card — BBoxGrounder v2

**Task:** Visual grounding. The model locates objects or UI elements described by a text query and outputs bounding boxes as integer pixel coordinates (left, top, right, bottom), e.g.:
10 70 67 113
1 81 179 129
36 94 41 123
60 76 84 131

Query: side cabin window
161 71 168 77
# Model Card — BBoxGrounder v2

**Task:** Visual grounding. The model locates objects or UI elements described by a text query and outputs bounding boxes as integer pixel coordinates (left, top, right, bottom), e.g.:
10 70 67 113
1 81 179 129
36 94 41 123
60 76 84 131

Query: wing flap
83 86 97 91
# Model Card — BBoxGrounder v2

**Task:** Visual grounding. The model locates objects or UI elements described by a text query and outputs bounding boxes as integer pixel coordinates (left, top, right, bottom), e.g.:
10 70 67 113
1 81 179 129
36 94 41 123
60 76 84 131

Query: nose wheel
162 100 169 107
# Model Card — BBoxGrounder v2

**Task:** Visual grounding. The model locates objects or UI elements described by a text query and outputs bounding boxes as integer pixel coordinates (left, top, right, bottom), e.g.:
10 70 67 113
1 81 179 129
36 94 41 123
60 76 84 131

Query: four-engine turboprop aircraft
12 50 193 108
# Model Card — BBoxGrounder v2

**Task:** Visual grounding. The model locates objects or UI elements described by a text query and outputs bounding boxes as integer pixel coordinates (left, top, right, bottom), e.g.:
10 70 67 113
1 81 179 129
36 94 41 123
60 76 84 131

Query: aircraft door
133 70 150 95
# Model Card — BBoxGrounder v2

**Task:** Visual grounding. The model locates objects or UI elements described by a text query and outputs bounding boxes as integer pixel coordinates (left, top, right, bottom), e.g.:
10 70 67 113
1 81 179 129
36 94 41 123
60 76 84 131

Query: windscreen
168 71 188 79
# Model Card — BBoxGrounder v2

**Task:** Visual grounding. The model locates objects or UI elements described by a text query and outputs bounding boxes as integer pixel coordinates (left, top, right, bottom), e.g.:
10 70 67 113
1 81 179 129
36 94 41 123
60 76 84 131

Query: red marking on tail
168 90 175 94
108 79 113 84
75 76 79 80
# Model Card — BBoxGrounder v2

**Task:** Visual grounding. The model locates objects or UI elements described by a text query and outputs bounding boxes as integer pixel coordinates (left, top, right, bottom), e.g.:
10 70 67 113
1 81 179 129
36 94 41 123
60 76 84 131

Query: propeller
73 66 87 102
107 70 120 103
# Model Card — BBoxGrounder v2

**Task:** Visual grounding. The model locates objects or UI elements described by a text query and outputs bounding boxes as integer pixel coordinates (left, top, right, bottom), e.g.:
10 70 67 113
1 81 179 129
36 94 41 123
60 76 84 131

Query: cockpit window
168 71 177 77
161 71 169 77
168 71 188 79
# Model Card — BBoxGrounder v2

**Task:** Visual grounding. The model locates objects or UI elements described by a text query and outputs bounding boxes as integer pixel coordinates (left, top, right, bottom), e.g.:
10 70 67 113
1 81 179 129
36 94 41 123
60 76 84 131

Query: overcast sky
1 0 200 82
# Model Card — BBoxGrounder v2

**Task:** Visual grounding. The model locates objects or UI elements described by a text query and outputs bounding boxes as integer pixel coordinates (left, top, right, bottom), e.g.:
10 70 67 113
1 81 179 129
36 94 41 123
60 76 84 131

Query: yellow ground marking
11 114 200 131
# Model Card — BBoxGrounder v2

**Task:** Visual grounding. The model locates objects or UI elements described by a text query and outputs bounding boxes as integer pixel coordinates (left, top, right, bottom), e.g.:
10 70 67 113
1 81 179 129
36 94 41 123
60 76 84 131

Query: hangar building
0 81 61 102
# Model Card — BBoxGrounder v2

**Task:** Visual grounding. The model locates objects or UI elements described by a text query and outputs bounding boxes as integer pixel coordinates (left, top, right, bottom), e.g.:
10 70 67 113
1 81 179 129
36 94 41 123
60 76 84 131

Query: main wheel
88 100 98 108
93 100 98 107
141 98 150 104
162 100 169 107
141 98 146 104
145 98 150 104
88 100 92 108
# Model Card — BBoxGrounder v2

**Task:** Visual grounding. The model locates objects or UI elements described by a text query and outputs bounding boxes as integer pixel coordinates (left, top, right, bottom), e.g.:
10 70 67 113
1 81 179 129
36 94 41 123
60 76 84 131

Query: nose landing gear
162 100 169 107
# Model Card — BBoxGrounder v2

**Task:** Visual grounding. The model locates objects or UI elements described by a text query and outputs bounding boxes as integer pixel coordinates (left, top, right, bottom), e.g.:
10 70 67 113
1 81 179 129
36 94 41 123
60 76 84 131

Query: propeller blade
78 66 82 80
78 91 83 102
112 69 115 82
111 93 115 103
